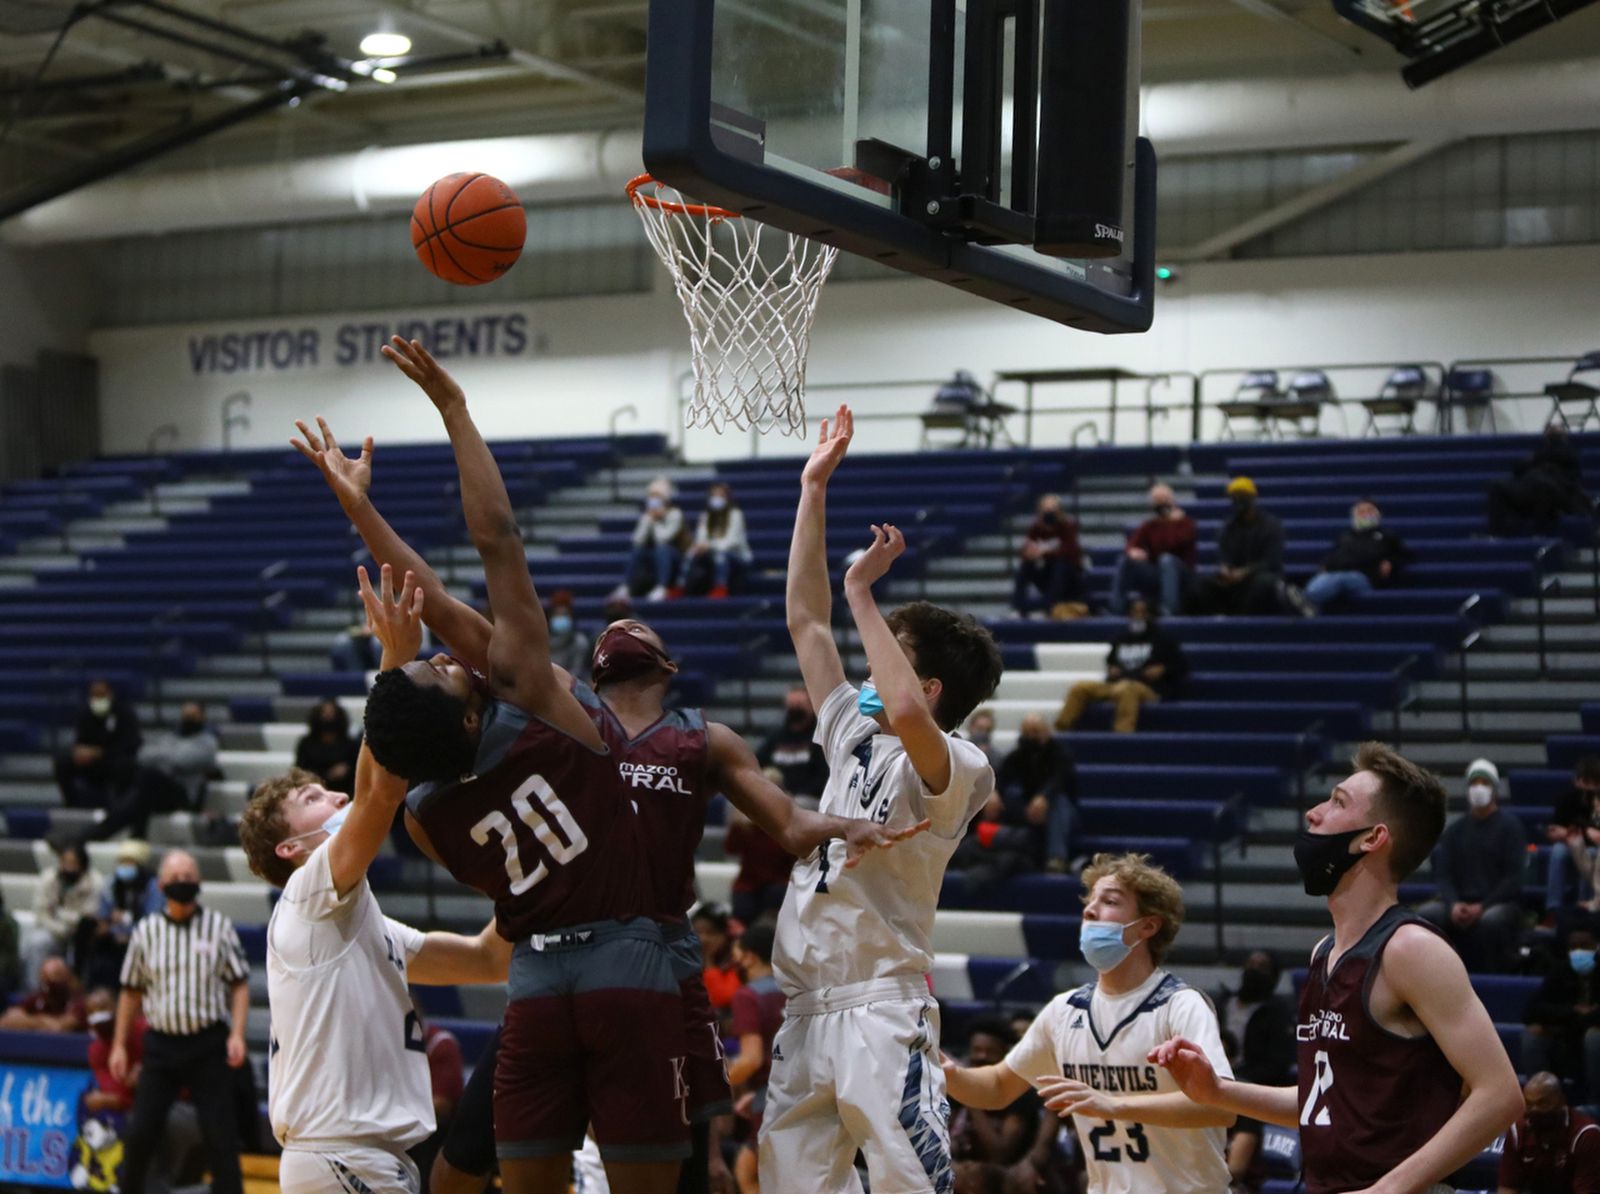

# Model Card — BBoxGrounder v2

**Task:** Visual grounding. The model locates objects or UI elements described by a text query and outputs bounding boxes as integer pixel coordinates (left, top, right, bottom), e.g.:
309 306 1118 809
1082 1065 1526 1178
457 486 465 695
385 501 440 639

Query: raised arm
292 416 492 671
843 524 951 793
707 722 928 866
786 406 851 708
1148 1037 1300 1129
381 337 597 741
408 917 514 986
327 565 425 897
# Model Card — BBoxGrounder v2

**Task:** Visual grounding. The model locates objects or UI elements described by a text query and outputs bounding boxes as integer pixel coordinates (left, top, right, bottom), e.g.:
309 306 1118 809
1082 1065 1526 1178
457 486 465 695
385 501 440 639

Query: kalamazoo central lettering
187 312 530 375
1058 1063 1160 1093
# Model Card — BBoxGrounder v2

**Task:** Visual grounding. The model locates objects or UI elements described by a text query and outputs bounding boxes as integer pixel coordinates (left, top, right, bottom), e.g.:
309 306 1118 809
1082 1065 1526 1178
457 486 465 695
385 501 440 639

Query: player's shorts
497 917 690 1164
440 1025 499 1177
664 920 734 1122
278 1144 421 1194
759 976 950 1194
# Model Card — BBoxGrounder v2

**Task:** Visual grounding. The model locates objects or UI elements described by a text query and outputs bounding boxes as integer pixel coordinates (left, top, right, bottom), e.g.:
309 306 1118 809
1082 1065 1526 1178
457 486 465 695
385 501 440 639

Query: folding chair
1543 350 1600 432
1441 367 1497 433
1360 365 1428 437
1217 370 1280 440
1268 370 1332 439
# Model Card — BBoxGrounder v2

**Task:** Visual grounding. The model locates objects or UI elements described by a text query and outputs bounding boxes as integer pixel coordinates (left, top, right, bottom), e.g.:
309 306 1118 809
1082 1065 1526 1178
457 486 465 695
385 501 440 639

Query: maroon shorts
496 920 690 1163
666 926 734 1122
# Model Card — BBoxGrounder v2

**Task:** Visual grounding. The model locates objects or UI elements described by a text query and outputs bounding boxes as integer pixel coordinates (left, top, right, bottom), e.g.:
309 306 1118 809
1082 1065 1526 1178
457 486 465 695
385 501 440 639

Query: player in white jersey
762 406 1005 1194
238 566 514 1194
944 853 1235 1194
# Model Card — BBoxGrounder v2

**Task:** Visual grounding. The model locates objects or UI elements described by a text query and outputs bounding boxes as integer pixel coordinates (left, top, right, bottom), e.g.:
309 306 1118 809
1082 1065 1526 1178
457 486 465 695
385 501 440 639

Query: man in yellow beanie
1190 477 1292 616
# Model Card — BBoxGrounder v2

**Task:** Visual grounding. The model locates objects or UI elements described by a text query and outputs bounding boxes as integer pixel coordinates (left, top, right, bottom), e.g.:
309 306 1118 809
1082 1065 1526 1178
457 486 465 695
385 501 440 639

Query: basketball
410 172 527 286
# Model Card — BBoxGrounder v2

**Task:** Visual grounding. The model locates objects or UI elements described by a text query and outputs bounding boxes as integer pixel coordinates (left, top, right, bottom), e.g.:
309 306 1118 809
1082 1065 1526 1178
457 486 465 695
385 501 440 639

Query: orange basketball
410 173 526 286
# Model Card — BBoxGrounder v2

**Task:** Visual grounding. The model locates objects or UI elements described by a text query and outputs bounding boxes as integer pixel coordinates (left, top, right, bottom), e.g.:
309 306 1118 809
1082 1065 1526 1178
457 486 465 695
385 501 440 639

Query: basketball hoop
628 174 837 438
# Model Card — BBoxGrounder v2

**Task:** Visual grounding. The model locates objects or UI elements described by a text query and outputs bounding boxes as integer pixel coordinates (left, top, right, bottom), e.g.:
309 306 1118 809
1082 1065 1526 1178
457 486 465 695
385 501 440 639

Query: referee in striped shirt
110 848 250 1194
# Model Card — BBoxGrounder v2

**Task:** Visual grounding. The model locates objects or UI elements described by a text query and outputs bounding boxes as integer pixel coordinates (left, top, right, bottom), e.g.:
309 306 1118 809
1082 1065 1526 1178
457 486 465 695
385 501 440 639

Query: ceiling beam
1165 136 1450 261
1221 0 1366 63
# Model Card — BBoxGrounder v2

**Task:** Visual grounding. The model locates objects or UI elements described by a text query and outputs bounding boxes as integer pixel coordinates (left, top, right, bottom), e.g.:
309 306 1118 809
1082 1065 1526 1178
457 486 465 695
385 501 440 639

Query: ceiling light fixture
359 31 411 57
371 67 398 83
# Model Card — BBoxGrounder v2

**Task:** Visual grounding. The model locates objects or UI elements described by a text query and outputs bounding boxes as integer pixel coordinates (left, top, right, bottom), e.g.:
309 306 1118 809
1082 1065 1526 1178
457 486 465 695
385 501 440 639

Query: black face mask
1529 1109 1566 1135
784 711 815 734
1153 503 1173 518
162 881 200 906
1230 495 1254 514
178 718 206 736
1238 969 1276 1003
1293 827 1374 896
58 869 83 887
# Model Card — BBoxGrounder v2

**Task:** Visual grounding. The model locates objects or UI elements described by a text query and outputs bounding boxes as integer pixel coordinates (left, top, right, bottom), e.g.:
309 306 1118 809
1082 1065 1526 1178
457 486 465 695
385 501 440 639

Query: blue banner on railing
0 1063 98 1189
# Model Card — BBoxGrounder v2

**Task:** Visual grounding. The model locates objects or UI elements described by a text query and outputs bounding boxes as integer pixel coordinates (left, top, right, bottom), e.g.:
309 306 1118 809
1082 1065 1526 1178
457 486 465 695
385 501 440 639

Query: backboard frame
640 0 1157 335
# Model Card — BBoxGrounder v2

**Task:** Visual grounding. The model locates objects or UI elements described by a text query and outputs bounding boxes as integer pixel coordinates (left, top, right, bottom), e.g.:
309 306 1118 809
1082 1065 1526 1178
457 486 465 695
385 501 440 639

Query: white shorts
278 1144 421 1194
758 977 951 1194
573 1134 610 1194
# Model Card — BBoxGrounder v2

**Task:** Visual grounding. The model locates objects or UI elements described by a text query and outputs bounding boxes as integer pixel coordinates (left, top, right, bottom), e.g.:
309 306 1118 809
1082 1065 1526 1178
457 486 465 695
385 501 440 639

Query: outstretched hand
357 564 425 667
1147 1036 1224 1106
844 523 906 590
801 405 853 488
380 335 466 414
841 817 931 868
291 416 372 510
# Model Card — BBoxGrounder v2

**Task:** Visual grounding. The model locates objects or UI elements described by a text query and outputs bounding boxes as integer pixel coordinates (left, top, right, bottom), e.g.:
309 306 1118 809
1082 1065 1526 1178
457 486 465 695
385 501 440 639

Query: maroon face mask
591 628 674 687
446 655 495 706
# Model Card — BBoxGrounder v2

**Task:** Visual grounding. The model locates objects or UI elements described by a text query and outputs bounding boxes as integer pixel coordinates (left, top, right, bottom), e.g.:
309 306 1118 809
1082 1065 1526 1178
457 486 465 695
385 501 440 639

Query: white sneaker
646 585 667 601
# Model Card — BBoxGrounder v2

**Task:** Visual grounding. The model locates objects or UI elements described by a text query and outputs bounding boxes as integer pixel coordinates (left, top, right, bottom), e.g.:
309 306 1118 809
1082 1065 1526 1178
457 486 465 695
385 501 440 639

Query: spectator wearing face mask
85 985 146 1114
1522 920 1600 1101
54 678 142 810
543 589 589 675
1109 484 1197 617
21 839 104 985
1545 755 1600 918
292 698 359 796
680 481 752 598
89 702 220 842
948 1018 1046 1173
1417 758 1527 973
1054 596 1189 734
1012 494 1086 620
0 955 89 1032
756 688 828 801
1298 499 1412 615
84 840 164 990
1499 1071 1600 1194
964 707 998 768
621 476 686 602
692 903 742 1020
1216 951 1294 1086
1189 477 1289 617
1488 423 1594 537
996 714 1079 874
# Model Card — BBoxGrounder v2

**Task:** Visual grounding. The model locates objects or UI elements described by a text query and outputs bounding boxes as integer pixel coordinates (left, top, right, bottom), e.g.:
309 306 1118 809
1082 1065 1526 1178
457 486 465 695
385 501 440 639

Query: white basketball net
630 177 838 437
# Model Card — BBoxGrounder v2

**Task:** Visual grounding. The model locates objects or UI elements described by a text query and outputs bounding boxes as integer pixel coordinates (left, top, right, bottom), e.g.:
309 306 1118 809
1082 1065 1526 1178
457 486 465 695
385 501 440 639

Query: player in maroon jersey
343 337 690 1194
1151 742 1522 1194
291 350 922 1194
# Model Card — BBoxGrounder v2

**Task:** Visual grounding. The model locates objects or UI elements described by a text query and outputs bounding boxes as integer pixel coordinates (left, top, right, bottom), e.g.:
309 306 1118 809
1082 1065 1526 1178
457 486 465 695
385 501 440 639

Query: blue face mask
549 614 574 636
114 863 139 883
1080 919 1144 973
284 803 350 851
1571 949 1597 976
857 683 885 718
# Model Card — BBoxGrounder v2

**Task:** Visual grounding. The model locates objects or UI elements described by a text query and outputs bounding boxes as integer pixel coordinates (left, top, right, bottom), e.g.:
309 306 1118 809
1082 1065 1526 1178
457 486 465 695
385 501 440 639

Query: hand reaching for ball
381 337 467 416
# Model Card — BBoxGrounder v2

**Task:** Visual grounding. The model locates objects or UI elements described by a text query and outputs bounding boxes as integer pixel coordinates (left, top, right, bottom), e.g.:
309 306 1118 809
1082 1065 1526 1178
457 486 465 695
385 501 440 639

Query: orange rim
626 174 741 220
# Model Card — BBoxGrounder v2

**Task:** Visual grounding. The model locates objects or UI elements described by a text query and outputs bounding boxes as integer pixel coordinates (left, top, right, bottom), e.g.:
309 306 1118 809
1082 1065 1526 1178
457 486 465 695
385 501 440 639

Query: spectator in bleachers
1011 494 1086 620
85 985 143 1115
1545 755 1600 919
964 707 998 768
1217 951 1295 1086
693 902 743 1021
0 955 88 1032
1054 596 1188 734
1498 1071 1600 1193
1109 483 1197 617
293 698 360 796
544 588 589 675
83 840 162 990
1188 477 1289 616
680 481 752 598
1487 423 1594 537
90 703 219 842
725 773 799 925
1521 919 1600 1102
996 713 1079 874
951 784 1037 895
0 888 19 1003
54 678 142 810
328 623 383 672
1418 758 1528 973
622 475 687 601
756 688 828 801
949 1018 1046 1175
727 922 785 1194
1300 499 1412 614
21 838 103 985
